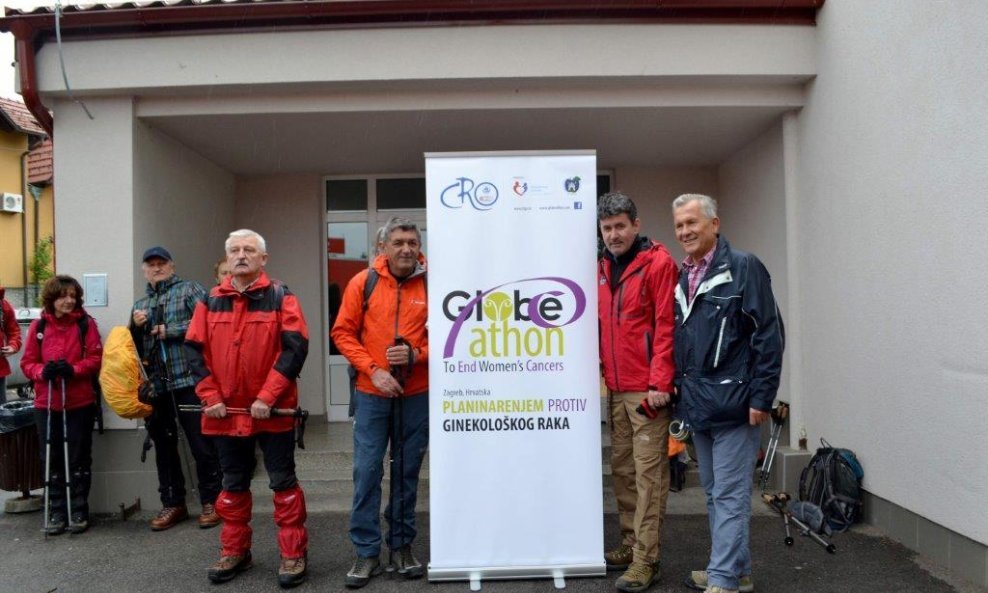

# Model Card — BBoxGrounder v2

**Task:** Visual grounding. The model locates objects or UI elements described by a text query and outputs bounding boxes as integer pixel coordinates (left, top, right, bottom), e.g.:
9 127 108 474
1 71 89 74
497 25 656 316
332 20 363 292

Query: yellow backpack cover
99 326 153 419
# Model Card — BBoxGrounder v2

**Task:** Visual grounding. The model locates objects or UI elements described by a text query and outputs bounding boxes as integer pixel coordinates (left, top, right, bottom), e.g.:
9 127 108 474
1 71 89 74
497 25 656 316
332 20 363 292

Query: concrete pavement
0 508 983 593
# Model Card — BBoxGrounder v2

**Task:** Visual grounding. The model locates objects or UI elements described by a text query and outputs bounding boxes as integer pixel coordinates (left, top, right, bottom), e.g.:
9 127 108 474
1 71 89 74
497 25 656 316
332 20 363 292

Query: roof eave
1 0 824 37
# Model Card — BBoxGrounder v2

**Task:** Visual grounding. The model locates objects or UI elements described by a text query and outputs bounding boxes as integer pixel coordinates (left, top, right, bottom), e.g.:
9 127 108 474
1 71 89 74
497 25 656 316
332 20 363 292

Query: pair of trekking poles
758 402 837 554
387 336 412 573
42 376 82 536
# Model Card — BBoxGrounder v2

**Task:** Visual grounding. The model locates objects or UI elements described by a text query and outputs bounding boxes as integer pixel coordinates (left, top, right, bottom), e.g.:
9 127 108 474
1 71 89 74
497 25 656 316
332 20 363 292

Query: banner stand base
429 563 606 589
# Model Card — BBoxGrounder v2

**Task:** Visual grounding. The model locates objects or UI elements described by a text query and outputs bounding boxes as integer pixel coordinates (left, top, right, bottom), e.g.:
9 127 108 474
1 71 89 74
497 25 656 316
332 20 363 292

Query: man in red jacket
597 192 679 592
0 286 23 404
185 229 310 589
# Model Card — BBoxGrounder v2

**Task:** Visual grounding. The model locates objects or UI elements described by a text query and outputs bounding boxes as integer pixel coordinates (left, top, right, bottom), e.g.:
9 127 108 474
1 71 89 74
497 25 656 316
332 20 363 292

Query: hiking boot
69 511 89 534
198 503 221 529
208 551 253 583
150 505 188 531
278 554 308 589
45 513 67 536
387 545 424 579
604 544 634 571
685 570 753 593
345 556 381 589
615 561 659 592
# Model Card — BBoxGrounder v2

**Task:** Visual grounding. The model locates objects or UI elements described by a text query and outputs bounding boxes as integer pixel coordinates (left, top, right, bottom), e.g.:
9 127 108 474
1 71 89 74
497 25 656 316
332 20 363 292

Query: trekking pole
762 492 836 554
42 379 53 538
758 401 789 492
387 336 410 570
155 303 199 497
177 405 305 416
176 405 310 450
60 375 74 532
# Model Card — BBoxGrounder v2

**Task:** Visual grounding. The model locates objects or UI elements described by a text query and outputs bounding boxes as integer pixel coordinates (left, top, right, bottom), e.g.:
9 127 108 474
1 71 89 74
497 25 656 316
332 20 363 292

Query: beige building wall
133 121 236 291
0 129 30 290
798 1 988 546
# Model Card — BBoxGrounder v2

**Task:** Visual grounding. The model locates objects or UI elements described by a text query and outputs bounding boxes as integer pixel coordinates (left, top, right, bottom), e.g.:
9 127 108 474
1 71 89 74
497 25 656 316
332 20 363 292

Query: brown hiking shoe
686 570 753 593
345 556 382 589
150 505 188 531
198 503 220 529
278 554 308 588
208 551 253 583
615 561 659 592
387 545 424 579
604 544 634 571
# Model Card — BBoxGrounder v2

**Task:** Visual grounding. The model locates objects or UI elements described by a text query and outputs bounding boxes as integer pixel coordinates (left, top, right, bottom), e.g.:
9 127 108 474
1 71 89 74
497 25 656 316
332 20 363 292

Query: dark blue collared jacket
673 237 784 430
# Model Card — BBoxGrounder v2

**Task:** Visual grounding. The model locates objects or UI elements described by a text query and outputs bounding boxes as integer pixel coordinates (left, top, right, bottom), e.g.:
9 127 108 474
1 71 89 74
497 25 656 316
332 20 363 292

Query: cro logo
440 177 499 210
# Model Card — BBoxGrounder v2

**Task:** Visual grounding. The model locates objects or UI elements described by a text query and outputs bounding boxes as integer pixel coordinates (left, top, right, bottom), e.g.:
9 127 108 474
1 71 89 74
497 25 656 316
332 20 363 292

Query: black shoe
69 512 89 534
44 514 67 536
207 551 253 583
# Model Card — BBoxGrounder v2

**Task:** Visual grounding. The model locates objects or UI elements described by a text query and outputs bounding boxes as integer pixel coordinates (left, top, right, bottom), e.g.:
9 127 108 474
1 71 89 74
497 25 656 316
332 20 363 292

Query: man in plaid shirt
132 246 222 531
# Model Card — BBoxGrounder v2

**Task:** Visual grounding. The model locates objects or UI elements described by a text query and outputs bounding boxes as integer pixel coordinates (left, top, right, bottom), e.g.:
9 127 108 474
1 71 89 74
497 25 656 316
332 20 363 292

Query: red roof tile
0 97 46 137
28 138 53 184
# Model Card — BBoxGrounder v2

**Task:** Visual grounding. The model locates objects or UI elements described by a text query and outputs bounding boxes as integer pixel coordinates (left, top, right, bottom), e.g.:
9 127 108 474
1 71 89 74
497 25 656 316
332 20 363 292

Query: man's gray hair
225 229 267 254
597 191 638 222
672 194 718 219
383 217 421 243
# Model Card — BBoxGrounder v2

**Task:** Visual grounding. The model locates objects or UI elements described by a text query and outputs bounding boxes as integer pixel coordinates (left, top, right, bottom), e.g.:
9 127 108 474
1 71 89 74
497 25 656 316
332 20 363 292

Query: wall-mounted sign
83 273 108 307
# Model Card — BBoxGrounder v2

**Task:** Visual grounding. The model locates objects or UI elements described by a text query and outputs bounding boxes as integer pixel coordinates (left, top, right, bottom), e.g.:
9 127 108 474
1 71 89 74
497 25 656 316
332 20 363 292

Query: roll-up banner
425 151 604 585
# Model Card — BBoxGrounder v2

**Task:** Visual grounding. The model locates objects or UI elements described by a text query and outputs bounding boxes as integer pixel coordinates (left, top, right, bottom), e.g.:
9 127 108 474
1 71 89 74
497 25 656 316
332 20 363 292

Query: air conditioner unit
1 193 23 213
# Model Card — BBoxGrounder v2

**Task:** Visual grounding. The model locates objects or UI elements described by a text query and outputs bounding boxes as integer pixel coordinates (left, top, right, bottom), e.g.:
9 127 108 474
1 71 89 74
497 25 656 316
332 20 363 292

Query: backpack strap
272 280 286 309
78 314 90 356
361 268 427 311
362 269 379 312
35 314 90 358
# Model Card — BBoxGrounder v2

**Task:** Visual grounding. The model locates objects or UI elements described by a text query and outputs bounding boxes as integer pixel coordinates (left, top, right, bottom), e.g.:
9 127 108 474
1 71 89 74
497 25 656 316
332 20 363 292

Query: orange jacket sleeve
331 270 379 377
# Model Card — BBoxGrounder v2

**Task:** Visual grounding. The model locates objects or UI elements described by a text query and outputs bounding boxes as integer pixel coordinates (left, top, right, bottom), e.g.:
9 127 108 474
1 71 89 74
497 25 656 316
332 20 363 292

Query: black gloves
41 360 75 381
56 361 75 379
42 361 59 381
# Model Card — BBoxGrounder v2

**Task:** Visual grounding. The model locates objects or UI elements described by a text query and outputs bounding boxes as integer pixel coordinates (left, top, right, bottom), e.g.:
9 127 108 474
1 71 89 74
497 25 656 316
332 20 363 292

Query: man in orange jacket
332 217 428 589
186 229 310 589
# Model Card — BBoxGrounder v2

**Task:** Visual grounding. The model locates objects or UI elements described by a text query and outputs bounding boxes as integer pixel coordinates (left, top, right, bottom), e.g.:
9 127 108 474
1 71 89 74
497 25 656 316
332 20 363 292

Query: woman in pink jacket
20 275 102 534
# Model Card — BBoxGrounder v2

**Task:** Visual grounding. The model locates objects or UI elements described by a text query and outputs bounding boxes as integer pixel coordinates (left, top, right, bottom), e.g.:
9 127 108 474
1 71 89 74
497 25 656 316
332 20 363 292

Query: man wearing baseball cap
131 246 222 531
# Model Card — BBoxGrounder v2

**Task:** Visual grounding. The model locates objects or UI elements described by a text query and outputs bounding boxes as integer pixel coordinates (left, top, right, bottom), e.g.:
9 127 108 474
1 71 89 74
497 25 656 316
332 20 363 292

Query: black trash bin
0 400 43 505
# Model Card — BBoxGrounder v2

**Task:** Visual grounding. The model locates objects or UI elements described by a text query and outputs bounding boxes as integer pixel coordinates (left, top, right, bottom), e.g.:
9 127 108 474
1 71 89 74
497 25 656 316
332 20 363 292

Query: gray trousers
693 422 760 590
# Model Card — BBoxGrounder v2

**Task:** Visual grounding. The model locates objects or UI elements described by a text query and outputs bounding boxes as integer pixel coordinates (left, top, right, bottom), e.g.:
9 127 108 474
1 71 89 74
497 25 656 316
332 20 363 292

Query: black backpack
798 438 864 533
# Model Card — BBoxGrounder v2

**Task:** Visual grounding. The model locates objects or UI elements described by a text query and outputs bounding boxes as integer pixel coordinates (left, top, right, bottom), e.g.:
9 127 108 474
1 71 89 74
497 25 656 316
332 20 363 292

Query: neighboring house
0 97 51 306
0 1 985 584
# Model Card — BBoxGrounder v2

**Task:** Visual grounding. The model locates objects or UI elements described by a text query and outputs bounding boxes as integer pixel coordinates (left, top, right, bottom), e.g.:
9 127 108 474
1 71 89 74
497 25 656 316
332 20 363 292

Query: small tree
29 236 54 301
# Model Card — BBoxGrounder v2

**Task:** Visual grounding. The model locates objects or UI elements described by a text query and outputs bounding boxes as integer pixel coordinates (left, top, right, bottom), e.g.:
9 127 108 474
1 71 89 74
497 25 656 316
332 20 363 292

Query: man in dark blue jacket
671 194 784 593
